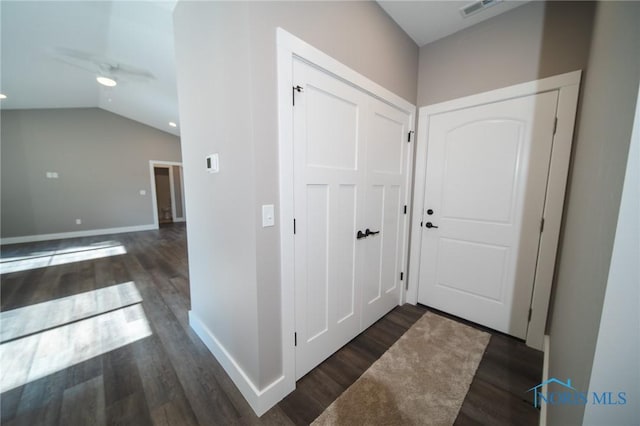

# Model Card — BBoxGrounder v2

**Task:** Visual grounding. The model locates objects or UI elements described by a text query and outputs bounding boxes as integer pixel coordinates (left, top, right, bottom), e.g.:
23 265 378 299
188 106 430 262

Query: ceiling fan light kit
96 76 117 87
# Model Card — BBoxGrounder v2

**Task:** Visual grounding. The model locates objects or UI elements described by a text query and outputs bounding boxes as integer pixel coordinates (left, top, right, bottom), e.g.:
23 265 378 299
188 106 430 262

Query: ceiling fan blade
49 47 156 82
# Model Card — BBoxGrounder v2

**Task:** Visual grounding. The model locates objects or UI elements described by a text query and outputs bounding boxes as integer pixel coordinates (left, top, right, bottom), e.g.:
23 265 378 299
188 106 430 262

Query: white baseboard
188 310 293 416
540 334 550 426
1 224 158 245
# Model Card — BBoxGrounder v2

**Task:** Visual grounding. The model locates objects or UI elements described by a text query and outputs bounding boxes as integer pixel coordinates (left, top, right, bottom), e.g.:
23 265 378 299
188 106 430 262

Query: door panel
335 184 358 323
293 59 367 379
441 121 522 223
304 184 329 339
361 98 410 330
306 86 359 170
418 91 558 338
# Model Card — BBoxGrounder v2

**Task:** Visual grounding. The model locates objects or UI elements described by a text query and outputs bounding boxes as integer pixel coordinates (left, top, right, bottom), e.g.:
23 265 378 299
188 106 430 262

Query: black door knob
365 228 380 236
425 222 439 229
357 230 367 239
427 209 434 215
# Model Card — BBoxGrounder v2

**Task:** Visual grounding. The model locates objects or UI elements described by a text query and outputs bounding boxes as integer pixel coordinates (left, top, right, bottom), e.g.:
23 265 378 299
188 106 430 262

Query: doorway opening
149 161 186 228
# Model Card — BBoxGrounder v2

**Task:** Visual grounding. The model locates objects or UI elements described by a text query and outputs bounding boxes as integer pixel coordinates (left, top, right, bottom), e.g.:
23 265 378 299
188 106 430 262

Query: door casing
149 160 186 228
407 71 582 350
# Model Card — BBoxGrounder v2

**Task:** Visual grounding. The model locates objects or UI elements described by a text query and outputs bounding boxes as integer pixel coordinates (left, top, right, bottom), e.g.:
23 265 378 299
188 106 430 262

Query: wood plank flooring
1 224 542 425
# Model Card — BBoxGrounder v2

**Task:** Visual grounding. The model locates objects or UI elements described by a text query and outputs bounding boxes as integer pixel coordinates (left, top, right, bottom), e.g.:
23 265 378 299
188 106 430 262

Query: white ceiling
1 1 529 136
0 0 180 136
378 0 529 47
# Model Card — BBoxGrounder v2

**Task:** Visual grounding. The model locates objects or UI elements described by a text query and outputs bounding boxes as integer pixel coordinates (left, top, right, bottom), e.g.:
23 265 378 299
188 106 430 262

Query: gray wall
417 1 595 106
1 108 182 239
583 85 639 426
173 1 418 389
547 2 640 425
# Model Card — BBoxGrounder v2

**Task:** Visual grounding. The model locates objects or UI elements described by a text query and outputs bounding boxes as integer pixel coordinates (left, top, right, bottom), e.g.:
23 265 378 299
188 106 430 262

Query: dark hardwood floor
0 224 542 425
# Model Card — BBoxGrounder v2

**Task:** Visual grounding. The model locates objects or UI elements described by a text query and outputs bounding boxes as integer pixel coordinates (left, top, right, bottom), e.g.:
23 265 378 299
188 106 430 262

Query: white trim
527 81 581 349
188 311 289 417
0 224 156 245
276 28 416 413
277 29 414 114
177 165 186 221
540 335 550 426
149 160 185 227
168 166 178 222
421 71 581 116
407 71 581 351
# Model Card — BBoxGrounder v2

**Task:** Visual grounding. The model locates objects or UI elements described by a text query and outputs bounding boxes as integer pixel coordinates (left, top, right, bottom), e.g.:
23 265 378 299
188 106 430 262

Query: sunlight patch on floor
0 303 152 393
0 242 127 274
0 281 142 342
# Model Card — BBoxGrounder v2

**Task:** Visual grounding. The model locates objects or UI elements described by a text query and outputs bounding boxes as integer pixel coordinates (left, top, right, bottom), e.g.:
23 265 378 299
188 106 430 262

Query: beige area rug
312 312 490 426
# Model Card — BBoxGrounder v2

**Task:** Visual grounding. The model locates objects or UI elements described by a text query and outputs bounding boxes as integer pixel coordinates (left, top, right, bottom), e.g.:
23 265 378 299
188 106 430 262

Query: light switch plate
206 153 219 173
262 204 275 227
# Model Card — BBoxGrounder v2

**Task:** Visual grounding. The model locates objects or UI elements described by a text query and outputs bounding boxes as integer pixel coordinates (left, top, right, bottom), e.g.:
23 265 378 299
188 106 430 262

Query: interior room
1 1 638 425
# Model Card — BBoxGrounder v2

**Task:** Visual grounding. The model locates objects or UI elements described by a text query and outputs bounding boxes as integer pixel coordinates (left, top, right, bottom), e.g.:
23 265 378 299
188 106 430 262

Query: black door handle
365 228 380 236
425 222 439 229
357 230 367 239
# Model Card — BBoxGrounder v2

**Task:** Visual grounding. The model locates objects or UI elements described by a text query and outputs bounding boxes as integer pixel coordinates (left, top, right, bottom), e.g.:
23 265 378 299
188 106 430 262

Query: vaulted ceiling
0 1 180 136
0 1 529 138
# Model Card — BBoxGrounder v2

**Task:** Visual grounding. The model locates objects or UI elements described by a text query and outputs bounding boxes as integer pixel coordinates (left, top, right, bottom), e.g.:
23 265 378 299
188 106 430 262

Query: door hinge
400 272 404 281
294 332 297 346
528 308 533 322
403 205 407 214
293 218 296 234
292 85 303 106
407 130 414 142
540 217 545 233
553 117 558 135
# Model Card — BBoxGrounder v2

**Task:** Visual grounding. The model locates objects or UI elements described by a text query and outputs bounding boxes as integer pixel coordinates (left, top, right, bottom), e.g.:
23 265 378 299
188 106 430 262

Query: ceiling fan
49 47 156 85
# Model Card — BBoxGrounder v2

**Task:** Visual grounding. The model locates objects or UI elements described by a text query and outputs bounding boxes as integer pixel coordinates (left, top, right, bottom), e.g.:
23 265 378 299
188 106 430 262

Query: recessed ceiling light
0 94 7 99
169 121 177 128
96 76 117 87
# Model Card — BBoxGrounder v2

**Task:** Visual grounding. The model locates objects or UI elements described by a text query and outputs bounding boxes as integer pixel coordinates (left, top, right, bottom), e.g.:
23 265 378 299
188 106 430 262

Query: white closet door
418 91 558 338
293 58 411 379
292 59 367 379
361 98 411 329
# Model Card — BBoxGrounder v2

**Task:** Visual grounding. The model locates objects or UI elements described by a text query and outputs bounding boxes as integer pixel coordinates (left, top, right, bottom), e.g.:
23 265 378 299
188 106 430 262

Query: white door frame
407 71 581 350
149 160 185 228
276 28 416 406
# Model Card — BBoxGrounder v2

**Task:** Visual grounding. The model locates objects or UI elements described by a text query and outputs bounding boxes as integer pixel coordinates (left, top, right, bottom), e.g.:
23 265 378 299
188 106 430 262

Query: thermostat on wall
206 153 219 173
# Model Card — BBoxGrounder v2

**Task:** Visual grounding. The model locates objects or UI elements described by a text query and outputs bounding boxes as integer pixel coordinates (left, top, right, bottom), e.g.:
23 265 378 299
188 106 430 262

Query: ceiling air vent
460 0 503 18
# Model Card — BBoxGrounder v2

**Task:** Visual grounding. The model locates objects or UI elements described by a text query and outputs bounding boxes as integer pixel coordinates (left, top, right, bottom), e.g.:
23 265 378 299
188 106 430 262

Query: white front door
417 91 558 338
293 58 411 379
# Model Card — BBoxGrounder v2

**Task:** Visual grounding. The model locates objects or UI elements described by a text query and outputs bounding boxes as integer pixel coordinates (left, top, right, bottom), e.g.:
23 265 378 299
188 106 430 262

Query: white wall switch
140 189 146 195
262 204 275 227
206 153 219 173
52 172 58 178
75 219 82 225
